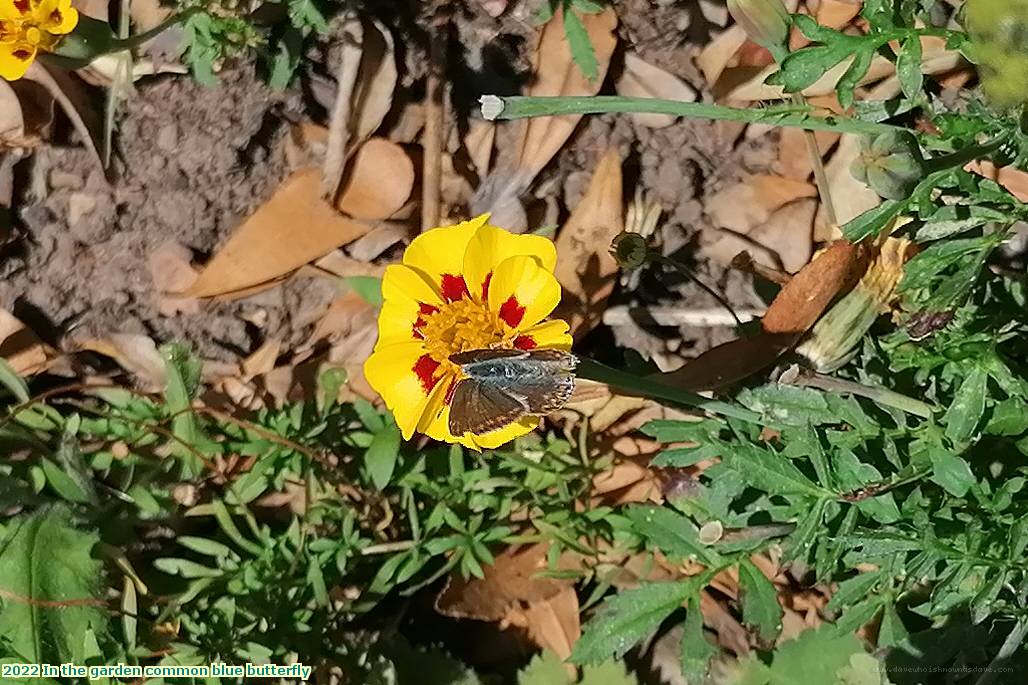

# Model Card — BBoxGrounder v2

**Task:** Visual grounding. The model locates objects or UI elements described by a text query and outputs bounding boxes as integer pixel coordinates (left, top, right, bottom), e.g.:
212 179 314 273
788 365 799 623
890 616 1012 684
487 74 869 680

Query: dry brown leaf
816 0 862 29
697 25 748 86
814 134 881 241
436 543 573 622
519 587 581 662
322 14 397 198
705 174 816 235
149 241 200 316
762 240 866 335
345 220 412 262
0 309 54 375
241 339 282 381
656 332 802 392
23 62 103 172
471 7 617 230
313 250 387 279
183 168 372 297
74 333 167 391
615 53 697 128
552 149 624 338
334 138 413 219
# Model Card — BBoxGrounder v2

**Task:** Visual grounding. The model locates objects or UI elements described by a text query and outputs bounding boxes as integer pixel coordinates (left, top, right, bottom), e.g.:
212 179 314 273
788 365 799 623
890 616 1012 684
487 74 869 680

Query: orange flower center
420 298 507 365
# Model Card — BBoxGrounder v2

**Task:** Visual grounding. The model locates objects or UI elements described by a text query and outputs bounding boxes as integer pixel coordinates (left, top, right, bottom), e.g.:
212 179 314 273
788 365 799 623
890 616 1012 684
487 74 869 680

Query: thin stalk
482 95 904 137
575 357 763 425
792 93 838 228
785 369 936 418
651 254 743 327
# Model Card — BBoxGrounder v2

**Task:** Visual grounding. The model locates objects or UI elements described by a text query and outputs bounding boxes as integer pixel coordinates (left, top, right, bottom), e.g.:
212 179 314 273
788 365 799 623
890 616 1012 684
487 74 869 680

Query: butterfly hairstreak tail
447 348 578 437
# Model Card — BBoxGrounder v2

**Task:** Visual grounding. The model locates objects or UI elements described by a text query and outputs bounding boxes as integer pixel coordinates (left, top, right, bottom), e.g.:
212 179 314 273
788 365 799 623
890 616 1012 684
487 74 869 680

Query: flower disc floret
364 215 572 450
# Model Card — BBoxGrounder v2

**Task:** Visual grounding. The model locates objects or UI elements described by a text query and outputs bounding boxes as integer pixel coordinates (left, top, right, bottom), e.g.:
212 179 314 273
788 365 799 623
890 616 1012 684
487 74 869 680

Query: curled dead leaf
552 149 624 338
322 14 397 199
615 53 697 129
334 137 414 219
183 168 372 298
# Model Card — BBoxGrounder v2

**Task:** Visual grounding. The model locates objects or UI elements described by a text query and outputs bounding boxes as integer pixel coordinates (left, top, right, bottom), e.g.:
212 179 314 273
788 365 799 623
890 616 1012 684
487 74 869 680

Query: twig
791 93 838 228
421 11 448 231
602 306 765 328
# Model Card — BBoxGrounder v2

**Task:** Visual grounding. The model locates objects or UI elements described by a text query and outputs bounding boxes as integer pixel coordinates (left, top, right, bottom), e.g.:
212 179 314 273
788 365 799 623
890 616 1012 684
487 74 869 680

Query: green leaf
347 276 384 307
825 570 883 611
0 506 108 663
288 0 328 32
366 421 401 489
153 557 223 578
0 357 29 403
739 384 834 426
969 569 1005 624
268 26 302 89
738 559 782 642
562 9 598 81
571 581 694 664
571 0 605 13
785 497 830 562
40 458 90 504
896 36 923 99
943 367 988 443
161 343 205 478
877 600 908 648
581 659 638 685
928 451 975 497
836 48 875 109
680 594 717 682
985 398 1028 436
842 198 906 241
722 443 828 498
624 505 722 566
771 628 866 683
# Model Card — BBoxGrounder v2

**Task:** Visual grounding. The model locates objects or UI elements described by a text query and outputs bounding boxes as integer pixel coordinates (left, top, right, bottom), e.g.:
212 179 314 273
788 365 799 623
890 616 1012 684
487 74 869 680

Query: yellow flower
364 215 573 450
0 0 78 81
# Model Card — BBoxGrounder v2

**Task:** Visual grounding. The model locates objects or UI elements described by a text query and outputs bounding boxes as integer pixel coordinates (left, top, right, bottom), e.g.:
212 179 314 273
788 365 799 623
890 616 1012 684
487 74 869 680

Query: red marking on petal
444 378 459 406
13 0 28 13
498 296 526 327
513 335 536 350
13 48 30 60
481 272 493 301
440 274 470 302
50 9 61 23
413 355 441 394
412 324 425 340
418 302 439 315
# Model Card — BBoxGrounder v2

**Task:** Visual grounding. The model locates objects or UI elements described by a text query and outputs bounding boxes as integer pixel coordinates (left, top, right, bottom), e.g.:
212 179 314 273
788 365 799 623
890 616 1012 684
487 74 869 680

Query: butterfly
447 348 578 437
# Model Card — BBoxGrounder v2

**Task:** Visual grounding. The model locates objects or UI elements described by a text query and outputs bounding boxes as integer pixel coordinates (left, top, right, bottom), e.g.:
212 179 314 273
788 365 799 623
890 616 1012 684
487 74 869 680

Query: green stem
787 369 936 418
576 357 763 425
482 95 904 136
110 9 198 51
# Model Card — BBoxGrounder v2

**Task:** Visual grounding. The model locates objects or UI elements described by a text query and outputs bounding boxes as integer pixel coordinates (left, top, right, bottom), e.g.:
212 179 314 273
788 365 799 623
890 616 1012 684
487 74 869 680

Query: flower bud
850 130 925 201
609 231 650 271
727 0 790 54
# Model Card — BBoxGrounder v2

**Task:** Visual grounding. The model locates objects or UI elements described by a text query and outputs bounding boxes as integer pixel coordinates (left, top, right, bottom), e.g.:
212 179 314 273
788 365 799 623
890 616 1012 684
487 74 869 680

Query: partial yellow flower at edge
0 0 78 81
363 215 572 450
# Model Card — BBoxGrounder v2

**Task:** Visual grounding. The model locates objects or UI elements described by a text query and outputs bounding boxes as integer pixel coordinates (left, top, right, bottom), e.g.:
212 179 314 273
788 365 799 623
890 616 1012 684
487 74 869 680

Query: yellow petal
402 215 489 298
381 263 443 306
0 0 26 21
418 391 537 450
363 341 440 440
0 41 34 80
38 0 75 34
514 319 573 350
487 255 562 332
462 223 557 303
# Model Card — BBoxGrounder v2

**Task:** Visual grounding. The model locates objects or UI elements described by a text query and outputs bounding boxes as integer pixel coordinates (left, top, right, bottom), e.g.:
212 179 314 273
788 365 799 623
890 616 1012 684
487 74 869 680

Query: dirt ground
3 0 772 368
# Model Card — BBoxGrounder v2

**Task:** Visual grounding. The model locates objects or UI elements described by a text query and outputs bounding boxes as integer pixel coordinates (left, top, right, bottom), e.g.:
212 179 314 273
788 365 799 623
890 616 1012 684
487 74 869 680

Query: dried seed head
610 231 651 270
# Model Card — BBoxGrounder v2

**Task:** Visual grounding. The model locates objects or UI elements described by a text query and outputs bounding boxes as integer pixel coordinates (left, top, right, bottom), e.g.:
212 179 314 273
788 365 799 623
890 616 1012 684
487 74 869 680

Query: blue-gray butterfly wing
448 377 529 436
447 348 578 435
